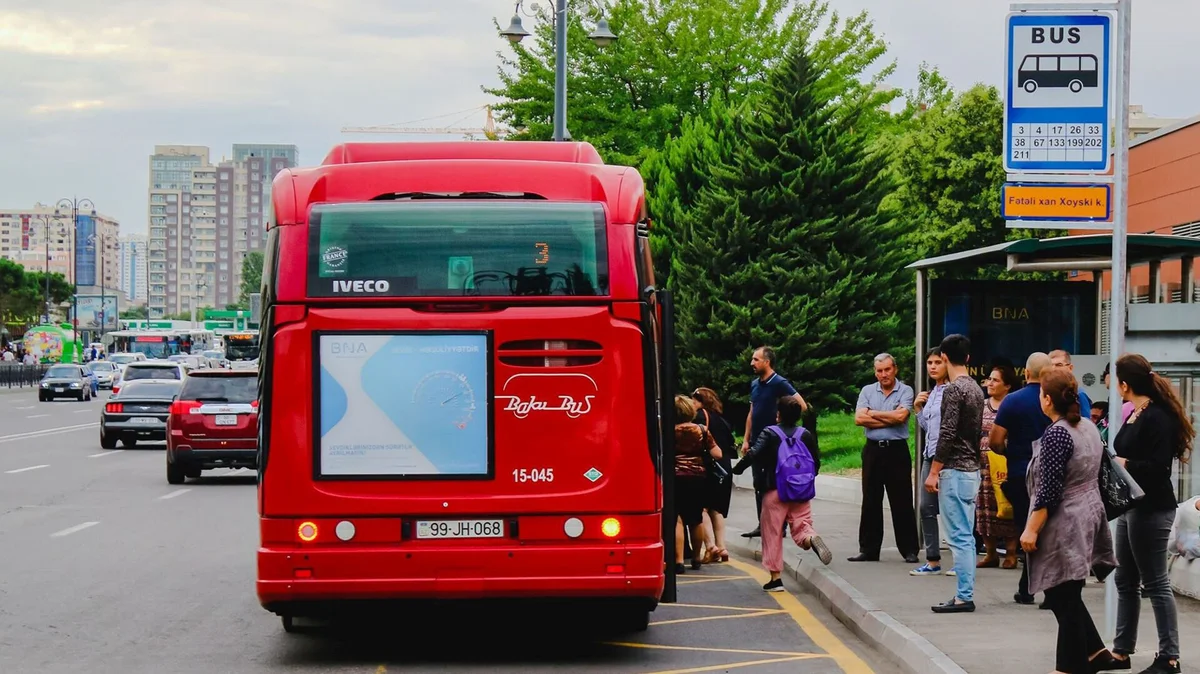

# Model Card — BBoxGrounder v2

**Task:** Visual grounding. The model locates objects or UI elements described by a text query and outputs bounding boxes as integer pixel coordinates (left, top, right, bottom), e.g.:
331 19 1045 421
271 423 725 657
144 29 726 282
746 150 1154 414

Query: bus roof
321 141 606 166
271 154 645 229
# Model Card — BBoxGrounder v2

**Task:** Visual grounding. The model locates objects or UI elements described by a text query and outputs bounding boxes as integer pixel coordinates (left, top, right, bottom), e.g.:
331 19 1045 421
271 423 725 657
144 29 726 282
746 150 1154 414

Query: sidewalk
725 484 1200 674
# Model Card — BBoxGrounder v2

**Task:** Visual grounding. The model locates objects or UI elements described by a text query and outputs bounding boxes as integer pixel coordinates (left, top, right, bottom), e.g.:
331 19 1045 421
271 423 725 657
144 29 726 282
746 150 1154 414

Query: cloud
29 99 107 115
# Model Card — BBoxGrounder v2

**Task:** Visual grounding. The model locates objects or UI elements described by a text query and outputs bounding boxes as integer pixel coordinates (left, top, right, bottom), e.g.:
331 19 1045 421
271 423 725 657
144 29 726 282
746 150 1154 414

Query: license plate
54 387 64 393
416 519 505 539
215 415 238 426
130 417 159 425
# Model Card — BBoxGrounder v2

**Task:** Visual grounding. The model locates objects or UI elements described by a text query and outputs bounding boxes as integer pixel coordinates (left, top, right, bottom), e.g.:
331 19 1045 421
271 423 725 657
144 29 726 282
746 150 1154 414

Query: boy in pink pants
733 396 830 591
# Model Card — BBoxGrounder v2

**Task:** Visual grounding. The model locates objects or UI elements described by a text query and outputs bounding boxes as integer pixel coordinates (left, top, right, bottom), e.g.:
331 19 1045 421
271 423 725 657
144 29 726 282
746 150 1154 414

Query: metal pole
552 0 569 141
1103 0 1131 643
913 269 926 533
43 221 50 324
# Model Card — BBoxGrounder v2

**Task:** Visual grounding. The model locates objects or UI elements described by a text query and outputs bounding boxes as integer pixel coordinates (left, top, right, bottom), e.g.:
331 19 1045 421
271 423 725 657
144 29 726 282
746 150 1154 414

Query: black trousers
858 440 919 557
1045 579 1105 673
1002 477 1032 597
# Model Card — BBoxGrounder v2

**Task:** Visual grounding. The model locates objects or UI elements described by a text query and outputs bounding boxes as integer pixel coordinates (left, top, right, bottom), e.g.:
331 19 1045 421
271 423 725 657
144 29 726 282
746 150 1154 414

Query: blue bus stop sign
1004 12 1113 175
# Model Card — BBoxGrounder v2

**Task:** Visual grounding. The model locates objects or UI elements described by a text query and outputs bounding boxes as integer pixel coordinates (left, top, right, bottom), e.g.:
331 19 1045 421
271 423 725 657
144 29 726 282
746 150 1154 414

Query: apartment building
0 204 120 293
147 145 213 318
146 144 296 317
119 233 148 303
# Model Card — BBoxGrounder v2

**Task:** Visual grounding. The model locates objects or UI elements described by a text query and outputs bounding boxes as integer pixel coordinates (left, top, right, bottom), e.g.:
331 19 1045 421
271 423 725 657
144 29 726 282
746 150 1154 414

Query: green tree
486 1 883 166
238 252 264 307
671 40 905 409
882 82 1014 268
639 4 895 282
0 259 74 326
120 305 149 320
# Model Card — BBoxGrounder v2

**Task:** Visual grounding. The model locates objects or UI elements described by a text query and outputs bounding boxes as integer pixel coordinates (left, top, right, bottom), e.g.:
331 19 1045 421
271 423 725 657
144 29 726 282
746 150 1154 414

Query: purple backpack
767 425 816 503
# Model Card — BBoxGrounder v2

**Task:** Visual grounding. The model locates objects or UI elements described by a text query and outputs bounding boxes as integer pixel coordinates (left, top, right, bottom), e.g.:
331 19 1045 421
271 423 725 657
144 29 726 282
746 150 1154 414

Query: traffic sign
1004 11 1112 174
1002 183 1111 221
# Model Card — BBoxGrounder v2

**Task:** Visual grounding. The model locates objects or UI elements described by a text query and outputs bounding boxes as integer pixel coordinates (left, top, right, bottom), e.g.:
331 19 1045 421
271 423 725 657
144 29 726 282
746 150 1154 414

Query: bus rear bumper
257 542 665 613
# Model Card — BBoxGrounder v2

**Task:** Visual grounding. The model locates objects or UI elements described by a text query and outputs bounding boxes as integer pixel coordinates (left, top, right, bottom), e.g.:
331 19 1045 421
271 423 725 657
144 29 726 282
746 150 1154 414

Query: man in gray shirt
850 353 920 564
925 334 984 614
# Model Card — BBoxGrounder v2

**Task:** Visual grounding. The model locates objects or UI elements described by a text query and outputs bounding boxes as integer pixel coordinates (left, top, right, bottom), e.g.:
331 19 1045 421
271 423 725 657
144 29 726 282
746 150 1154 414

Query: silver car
86 361 119 389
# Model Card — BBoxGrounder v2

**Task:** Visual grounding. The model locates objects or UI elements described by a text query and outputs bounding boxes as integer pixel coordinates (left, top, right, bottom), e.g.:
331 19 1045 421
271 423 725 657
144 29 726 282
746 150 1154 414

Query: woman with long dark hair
1105 354 1195 674
1020 368 1117 674
692 387 737 563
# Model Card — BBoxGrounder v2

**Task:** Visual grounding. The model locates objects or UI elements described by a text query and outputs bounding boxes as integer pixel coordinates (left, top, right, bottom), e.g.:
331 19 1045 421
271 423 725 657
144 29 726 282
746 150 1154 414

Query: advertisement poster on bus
71 295 118 331
317 332 490 477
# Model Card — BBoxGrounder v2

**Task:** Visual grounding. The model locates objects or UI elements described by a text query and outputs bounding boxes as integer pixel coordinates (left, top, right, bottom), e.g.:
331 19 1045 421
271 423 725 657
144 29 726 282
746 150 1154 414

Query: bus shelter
907 233 1200 508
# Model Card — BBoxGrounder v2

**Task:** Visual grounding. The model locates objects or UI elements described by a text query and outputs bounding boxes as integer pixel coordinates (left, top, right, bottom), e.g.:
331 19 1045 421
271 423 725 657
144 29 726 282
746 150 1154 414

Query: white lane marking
16 406 34 410
50 521 99 538
88 450 124 458
74 409 94 414
158 489 191 500
0 423 98 445
5 464 49 474
26 414 49 419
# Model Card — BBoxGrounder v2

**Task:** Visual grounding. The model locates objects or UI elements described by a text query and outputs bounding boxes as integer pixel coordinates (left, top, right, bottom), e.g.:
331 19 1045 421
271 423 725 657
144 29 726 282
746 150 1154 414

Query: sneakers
910 563 944 576
762 578 785 592
809 536 833 565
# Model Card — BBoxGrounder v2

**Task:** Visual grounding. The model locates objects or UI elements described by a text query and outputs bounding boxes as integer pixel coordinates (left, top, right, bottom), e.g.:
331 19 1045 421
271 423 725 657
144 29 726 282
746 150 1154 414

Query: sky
2 0 1197 235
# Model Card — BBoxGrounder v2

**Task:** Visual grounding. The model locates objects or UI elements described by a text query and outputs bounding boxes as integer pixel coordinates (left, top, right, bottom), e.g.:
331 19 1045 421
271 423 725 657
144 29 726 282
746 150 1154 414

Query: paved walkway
724 486 1200 674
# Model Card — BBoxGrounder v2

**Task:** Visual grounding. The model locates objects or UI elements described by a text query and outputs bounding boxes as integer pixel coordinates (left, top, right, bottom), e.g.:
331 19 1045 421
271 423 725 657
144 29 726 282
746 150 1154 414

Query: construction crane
340 105 513 140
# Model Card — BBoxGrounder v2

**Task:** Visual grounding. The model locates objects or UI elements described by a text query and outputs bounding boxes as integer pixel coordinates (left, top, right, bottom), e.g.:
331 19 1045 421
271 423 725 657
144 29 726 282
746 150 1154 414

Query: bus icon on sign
1018 54 1099 94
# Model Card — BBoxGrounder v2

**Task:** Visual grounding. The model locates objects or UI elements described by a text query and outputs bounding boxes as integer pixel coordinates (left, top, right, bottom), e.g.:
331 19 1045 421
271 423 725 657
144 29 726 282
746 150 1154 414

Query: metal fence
0 363 51 389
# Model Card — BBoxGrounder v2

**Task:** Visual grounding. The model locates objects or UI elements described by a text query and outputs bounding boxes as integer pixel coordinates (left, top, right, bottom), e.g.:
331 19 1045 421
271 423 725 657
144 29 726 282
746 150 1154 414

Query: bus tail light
606 564 624 574
294 568 313 578
105 403 123 413
601 518 621 538
335 521 356 541
563 517 584 538
297 521 318 542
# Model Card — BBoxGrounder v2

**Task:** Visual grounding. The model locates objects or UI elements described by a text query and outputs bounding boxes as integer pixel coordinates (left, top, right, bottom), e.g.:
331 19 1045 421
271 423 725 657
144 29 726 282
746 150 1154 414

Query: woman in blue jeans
1103 354 1195 674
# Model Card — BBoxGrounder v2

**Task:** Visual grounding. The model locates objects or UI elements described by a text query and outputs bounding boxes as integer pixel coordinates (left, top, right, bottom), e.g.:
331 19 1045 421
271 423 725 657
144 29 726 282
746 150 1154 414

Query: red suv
166 369 259 484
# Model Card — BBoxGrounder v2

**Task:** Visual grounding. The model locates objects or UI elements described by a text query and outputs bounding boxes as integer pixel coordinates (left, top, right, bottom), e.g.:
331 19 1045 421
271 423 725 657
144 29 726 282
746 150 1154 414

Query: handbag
1099 446 1145 521
698 411 730 484
988 451 1014 520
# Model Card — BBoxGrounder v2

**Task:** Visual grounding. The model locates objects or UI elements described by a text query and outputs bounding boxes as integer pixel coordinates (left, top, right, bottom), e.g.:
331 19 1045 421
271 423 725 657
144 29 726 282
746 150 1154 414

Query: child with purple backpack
733 396 830 591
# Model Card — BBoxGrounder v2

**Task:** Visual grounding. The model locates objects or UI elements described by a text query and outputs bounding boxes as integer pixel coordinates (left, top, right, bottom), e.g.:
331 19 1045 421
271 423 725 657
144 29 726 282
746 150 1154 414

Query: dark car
40 364 94 402
101 380 182 449
166 369 259 484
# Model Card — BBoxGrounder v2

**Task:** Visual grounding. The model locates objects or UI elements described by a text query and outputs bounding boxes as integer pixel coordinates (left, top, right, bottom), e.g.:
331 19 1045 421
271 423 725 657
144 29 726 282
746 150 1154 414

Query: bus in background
220 331 259 370
103 329 215 359
256 141 674 633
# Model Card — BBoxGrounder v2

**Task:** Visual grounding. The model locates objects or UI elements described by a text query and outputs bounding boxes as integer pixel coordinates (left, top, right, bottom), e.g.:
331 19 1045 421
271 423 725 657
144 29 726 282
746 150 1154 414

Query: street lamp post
191 278 208 328
55 197 96 345
30 216 67 325
500 1 618 142
86 231 115 339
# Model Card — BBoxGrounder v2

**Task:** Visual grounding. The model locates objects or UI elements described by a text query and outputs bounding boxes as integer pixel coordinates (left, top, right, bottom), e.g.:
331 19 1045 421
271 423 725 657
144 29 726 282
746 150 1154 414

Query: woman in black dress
692 387 737 563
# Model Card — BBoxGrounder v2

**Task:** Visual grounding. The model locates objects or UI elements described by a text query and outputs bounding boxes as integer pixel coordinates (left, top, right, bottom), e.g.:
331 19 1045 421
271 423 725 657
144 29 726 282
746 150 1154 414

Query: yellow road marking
375 667 386 674
605 642 820 657
676 576 750 586
662 602 785 612
643 654 827 674
725 558 874 674
650 609 787 626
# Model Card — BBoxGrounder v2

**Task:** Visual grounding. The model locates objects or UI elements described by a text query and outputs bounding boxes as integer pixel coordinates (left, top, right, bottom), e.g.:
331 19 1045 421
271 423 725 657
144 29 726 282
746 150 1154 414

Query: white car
112 361 186 395
86 361 119 389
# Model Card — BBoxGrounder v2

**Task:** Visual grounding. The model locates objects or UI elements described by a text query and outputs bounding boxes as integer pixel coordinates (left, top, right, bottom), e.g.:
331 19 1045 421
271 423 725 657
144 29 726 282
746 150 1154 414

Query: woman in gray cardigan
1020 368 1119 674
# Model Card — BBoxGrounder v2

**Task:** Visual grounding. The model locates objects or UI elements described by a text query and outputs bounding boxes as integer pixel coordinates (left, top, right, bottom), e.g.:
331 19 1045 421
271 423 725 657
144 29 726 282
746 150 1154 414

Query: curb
729 521 966 674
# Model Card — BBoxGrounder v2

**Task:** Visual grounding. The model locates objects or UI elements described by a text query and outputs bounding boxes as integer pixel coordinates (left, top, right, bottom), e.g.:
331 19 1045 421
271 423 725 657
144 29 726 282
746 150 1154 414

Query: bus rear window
307 201 609 298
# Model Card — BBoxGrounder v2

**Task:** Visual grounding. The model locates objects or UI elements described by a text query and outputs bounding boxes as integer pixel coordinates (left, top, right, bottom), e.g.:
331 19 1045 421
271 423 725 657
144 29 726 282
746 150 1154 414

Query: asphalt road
0 386 899 674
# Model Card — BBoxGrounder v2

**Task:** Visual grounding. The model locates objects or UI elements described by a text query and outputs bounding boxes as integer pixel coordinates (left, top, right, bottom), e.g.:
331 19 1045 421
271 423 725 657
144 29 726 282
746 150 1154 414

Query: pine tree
671 40 907 410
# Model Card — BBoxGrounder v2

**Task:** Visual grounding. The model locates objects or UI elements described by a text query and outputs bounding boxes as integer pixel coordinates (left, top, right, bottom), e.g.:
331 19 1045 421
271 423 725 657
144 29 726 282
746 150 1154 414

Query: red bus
256 141 677 632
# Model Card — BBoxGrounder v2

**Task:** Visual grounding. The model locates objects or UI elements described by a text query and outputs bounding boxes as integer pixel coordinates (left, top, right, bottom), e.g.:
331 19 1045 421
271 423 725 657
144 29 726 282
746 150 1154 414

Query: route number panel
1010 122 1105 164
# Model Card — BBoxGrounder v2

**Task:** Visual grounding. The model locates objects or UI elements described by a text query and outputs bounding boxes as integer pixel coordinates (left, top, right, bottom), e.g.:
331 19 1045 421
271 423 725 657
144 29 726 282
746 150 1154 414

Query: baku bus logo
496 373 598 419
322 246 349 268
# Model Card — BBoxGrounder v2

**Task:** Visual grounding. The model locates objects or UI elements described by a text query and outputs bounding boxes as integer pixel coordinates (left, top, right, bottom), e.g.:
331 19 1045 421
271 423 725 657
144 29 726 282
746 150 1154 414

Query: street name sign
1001 183 1111 221
1004 11 1113 175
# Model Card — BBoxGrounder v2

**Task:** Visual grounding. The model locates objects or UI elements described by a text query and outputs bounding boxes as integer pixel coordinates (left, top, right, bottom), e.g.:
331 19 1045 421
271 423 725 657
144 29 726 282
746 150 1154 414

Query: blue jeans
938 468 981 602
